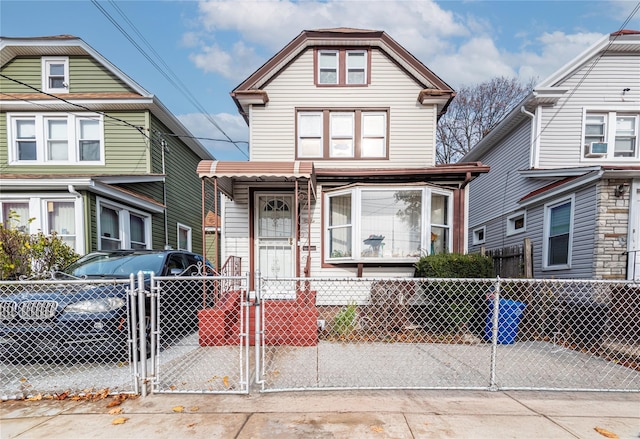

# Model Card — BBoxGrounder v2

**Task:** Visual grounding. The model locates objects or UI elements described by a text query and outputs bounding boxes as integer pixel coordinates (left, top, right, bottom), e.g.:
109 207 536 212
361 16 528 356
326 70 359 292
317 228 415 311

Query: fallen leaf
186 423 197 428
172 406 184 413
169 385 177 390
223 376 229 388
190 406 199 412
27 394 42 401
109 407 123 415
594 427 619 439
106 399 122 408
19 377 27 383
112 417 129 425
370 425 384 433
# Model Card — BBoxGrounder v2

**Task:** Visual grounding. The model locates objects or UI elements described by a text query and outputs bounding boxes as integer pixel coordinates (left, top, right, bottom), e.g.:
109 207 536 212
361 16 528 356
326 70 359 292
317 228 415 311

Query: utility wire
92 0 249 159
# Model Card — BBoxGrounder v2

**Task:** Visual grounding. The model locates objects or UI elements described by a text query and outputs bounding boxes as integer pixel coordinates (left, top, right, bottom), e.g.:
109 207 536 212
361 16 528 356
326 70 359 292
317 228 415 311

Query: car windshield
65 253 166 278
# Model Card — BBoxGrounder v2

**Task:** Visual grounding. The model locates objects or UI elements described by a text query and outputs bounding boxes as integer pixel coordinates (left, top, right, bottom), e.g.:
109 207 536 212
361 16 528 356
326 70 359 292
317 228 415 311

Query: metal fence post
128 273 140 395
137 270 147 397
254 272 265 387
489 276 501 391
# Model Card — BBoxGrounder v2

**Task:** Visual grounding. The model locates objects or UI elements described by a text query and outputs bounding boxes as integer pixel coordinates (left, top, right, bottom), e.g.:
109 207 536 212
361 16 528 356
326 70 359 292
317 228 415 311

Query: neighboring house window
316 49 369 86
97 199 151 250
177 223 192 251
7 113 104 164
507 211 526 236
325 186 452 262
1 201 30 232
473 226 486 245
583 112 639 159
46 200 76 249
543 197 573 269
296 109 388 159
0 197 82 252
42 57 69 93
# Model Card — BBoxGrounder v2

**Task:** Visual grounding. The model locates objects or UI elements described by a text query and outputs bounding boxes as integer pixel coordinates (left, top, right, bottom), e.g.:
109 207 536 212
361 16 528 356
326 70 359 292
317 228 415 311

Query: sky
2 0 639 161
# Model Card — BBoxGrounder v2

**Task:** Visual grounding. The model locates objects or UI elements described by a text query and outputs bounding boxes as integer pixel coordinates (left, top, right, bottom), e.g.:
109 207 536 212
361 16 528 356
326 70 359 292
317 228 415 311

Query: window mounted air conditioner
587 142 608 157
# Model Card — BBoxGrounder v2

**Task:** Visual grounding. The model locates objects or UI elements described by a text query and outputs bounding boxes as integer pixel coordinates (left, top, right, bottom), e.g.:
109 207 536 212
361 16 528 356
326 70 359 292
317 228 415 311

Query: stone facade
593 179 630 280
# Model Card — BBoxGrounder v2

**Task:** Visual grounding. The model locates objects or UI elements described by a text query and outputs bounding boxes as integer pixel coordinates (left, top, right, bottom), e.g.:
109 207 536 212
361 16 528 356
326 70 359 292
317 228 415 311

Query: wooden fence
482 238 533 278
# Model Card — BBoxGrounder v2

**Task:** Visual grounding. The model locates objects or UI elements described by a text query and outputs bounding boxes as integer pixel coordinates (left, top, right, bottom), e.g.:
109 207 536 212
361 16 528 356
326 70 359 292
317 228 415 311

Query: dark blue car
0 250 210 362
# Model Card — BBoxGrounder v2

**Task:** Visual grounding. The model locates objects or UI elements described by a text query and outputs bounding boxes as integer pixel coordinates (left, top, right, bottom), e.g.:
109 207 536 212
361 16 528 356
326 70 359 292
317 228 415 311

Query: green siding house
0 35 214 256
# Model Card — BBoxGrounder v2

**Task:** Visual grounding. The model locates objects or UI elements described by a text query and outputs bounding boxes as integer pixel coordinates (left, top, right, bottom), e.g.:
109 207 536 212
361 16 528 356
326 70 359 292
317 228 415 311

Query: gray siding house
464 30 640 280
198 28 489 286
0 36 214 256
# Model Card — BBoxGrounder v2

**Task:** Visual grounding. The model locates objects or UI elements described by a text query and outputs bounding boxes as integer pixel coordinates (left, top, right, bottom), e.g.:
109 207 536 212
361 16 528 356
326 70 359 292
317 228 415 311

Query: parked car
0 250 212 363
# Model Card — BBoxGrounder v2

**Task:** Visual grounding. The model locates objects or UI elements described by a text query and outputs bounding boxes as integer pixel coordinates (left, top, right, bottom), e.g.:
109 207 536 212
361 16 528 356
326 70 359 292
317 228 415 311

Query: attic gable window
315 49 369 86
42 57 69 93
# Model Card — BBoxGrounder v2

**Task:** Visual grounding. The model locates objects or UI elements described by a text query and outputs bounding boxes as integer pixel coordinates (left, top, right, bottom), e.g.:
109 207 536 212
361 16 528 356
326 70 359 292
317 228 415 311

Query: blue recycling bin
484 299 526 344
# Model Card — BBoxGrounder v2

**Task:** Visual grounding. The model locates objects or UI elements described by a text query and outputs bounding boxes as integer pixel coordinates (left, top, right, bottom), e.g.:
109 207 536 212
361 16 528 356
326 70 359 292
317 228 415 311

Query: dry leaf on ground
370 425 384 433
111 417 129 425
594 427 619 438
222 376 229 388
190 406 199 412
172 406 184 413
106 399 122 408
108 407 123 415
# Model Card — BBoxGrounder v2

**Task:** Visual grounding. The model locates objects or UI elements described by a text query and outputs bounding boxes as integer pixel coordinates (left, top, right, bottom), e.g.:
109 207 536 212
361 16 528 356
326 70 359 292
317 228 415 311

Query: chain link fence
0 277 139 399
257 277 640 392
150 273 250 394
2 274 639 399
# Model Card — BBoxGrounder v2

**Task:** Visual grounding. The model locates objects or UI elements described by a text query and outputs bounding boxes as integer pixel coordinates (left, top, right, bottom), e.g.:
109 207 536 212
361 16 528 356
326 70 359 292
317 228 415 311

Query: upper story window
42 57 69 93
316 49 369 86
7 113 104 165
297 109 388 159
583 111 638 159
325 186 452 263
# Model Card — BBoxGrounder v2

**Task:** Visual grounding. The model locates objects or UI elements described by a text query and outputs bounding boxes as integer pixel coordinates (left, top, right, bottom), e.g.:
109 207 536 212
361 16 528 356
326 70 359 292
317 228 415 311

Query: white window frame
317 50 338 85
297 111 323 158
582 110 639 160
177 223 192 251
0 194 84 254
330 112 355 158
42 56 69 93
324 185 453 263
506 210 527 236
346 50 367 85
542 195 574 270
97 198 152 251
472 226 486 245
7 113 105 165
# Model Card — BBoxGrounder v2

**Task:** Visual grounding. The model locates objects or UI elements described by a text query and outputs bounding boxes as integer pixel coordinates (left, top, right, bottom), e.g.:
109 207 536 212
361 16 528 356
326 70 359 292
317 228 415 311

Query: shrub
0 222 79 280
413 253 493 335
414 253 493 278
331 302 358 336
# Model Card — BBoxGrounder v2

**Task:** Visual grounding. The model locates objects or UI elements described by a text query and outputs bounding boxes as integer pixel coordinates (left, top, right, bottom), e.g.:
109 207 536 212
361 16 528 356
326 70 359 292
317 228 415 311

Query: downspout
520 106 536 168
67 185 85 253
161 139 169 249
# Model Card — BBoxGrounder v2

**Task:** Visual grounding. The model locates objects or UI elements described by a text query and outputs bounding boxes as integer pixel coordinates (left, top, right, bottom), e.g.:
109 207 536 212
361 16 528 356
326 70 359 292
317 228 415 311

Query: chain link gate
149 271 250 394
0 276 140 399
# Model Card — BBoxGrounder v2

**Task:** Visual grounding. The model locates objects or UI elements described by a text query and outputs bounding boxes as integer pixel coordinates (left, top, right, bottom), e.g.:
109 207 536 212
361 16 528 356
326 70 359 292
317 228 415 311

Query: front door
255 194 295 296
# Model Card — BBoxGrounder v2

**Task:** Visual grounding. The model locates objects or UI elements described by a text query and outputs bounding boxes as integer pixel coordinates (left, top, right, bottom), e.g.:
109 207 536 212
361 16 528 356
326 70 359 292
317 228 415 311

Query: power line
92 0 249 159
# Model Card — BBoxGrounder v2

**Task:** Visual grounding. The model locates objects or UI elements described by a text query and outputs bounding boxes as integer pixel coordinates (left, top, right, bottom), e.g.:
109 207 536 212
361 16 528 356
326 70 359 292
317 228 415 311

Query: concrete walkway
2 390 639 438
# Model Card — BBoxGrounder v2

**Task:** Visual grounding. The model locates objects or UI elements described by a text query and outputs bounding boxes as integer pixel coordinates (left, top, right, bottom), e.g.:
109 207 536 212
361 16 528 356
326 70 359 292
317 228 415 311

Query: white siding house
198 28 489 290
464 30 640 280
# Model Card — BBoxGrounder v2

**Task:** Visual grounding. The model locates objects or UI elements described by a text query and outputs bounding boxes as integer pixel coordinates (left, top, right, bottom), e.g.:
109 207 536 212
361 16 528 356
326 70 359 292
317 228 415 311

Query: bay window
297 109 388 159
325 186 452 262
8 113 104 164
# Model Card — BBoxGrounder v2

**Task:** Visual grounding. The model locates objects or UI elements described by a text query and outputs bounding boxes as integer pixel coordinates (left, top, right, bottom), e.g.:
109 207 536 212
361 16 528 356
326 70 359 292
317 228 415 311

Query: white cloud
178 112 249 160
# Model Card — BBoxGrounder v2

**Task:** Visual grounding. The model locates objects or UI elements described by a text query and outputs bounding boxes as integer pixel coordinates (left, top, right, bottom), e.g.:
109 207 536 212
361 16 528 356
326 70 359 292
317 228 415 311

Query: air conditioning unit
587 142 608 157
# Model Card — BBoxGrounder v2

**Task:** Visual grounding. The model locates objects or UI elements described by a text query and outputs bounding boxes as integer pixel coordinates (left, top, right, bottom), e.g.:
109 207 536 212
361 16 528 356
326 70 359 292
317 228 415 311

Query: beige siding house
0 35 214 256
198 28 488 288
